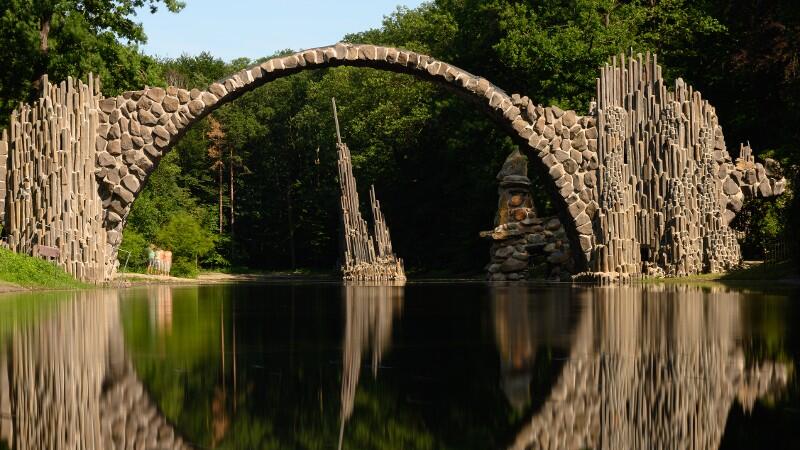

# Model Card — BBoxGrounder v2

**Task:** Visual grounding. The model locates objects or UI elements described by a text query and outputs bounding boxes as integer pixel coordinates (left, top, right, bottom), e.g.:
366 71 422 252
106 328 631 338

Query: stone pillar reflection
7 292 117 450
339 282 404 449
0 351 11 448
1 291 194 450
493 287 535 410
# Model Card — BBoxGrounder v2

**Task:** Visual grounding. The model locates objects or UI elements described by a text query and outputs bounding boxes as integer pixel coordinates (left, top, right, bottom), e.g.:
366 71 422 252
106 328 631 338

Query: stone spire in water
333 98 405 281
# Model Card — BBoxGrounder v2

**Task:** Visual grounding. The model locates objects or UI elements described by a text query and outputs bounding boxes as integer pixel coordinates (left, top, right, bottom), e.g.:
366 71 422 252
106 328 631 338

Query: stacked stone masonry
482 149 573 281
0 44 787 281
584 54 786 281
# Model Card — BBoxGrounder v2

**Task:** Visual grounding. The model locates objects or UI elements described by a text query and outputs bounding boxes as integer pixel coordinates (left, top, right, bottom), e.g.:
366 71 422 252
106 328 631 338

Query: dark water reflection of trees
0 283 797 449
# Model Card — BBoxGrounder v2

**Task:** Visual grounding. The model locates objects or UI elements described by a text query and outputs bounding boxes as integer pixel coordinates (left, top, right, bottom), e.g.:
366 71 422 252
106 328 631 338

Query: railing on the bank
764 236 792 263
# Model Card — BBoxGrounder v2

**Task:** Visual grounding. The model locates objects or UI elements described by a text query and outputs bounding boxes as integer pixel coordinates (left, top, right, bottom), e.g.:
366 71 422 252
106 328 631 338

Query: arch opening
96 43 590 279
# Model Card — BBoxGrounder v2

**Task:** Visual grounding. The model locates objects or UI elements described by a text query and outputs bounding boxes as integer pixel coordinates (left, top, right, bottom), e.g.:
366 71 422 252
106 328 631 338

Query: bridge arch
95 43 598 272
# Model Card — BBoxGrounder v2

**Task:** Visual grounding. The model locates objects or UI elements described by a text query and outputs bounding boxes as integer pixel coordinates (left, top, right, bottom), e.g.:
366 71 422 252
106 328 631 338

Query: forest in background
1 0 798 276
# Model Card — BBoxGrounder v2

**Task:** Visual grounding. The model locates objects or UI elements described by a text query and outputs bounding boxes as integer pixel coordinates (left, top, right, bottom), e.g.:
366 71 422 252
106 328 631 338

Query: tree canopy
0 0 183 122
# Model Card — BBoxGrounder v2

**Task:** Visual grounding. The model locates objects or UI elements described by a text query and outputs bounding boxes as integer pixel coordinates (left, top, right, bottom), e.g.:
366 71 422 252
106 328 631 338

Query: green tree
155 212 216 277
160 51 230 89
0 0 184 123
117 227 148 271
125 150 199 239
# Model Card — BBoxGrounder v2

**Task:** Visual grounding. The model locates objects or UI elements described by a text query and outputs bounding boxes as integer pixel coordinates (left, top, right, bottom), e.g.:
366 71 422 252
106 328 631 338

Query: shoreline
114 271 341 286
1 260 797 294
115 265 800 288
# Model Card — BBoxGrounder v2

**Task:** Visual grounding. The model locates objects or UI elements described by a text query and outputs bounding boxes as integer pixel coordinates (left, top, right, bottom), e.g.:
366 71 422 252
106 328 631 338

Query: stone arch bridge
0 43 787 281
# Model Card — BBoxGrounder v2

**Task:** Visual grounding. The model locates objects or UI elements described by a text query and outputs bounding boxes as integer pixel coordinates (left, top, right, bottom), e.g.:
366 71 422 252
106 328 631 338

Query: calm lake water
0 282 798 449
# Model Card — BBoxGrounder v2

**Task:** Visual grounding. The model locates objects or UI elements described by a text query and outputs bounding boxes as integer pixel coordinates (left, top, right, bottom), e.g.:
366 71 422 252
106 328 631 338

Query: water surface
0 282 797 449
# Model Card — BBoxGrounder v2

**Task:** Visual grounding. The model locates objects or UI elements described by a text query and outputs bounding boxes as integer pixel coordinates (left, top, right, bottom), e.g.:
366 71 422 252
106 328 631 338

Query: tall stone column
482 149 535 281
0 75 108 282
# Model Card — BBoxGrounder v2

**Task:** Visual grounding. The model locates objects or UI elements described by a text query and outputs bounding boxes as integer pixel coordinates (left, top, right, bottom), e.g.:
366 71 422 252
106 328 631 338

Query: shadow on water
0 281 796 449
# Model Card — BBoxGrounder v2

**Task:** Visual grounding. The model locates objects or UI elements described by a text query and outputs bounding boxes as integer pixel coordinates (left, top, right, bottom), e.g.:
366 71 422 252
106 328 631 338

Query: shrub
118 228 149 271
155 212 216 273
0 248 83 288
170 257 200 278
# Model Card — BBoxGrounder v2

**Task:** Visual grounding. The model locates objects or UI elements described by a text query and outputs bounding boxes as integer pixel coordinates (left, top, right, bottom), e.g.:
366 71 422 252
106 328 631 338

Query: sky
136 0 426 62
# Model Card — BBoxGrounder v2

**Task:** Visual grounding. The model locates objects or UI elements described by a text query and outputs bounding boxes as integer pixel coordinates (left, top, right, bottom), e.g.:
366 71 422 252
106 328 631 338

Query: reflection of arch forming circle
97 43 595 272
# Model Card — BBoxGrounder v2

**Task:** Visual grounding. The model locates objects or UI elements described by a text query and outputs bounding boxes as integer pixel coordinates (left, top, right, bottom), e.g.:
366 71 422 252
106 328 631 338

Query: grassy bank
0 247 85 290
720 260 799 281
642 260 799 285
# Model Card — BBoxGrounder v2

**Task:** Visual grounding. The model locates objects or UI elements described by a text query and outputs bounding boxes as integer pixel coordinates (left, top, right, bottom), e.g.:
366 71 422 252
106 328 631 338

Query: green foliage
126 151 199 238
155 211 216 277
0 247 83 288
731 160 796 259
159 52 229 89
345 4 458 56
170 258 199 278
123 147 227 274
721 260 799 282
0 0 183 124
118 228 148 271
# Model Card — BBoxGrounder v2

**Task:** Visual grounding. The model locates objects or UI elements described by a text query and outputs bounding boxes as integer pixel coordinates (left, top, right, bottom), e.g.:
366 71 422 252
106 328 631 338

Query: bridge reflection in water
494 285 790 450
0 284 792 449
0 290 191 450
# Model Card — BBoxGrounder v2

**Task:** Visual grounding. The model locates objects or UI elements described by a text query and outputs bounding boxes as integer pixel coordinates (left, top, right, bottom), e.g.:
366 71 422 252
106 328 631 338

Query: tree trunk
39 16 50 53
229 147 235 235
219 165 224 234
32 13 52 94
287 185 296 270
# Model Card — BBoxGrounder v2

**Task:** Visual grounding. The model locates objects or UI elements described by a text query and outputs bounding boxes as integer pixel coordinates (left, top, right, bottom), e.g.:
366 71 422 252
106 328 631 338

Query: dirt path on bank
0 281 23 293
114 271 337 286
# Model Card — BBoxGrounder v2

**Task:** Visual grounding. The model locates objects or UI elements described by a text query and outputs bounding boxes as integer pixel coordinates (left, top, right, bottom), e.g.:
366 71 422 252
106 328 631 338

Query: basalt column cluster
336 142 405 281
334 100 405 281
0 76 108 281
586 54 786 280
